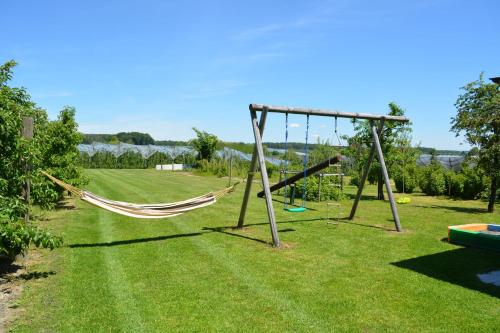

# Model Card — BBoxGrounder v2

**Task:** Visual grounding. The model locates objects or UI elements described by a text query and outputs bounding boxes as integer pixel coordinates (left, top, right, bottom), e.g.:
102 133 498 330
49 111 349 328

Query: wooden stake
249 108 280 247
349 120 384 220
22 117 33 222
228 151 233 187
371 122 402 232
237 108 268 228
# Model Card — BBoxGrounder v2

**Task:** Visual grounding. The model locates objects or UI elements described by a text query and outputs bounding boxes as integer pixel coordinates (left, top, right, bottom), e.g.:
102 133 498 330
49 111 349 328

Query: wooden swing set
237 104 410 247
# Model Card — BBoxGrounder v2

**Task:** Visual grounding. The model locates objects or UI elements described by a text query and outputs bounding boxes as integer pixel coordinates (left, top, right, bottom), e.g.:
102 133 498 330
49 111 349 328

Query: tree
0 60 64 259
349 102 411 199
190 128 218 161
452 74 499 212
33 106 87 207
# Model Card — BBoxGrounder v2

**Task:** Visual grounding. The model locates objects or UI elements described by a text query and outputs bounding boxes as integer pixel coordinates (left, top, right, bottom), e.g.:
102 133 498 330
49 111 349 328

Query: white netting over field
78 143 283 165
78 143 194 158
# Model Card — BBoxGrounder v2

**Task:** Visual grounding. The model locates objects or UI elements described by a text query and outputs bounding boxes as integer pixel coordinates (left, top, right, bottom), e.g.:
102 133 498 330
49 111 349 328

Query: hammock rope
42 171 237 219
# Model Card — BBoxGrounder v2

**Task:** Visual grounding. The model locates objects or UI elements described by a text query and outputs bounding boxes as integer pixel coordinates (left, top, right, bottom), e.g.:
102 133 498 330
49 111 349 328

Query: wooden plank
250 104 410 122
371 123 403 232
250 108 280 247
257 155 341 198
237 108 268 228
349 120 383 220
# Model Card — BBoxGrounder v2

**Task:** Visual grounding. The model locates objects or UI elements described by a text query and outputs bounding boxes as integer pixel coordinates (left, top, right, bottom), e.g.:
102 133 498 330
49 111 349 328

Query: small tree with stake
452 74 499 212
350 102 410 200
190 128 219 161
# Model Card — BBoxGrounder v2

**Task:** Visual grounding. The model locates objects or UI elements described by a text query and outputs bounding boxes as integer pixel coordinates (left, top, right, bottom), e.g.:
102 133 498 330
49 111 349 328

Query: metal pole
249 108 280 246
371 122 403 232
237 108 268 228
22 117 34 222
349 120 384 219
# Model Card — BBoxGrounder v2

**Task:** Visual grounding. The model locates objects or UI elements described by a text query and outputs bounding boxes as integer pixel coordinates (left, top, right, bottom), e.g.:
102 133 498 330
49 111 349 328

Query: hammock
42 171 237 219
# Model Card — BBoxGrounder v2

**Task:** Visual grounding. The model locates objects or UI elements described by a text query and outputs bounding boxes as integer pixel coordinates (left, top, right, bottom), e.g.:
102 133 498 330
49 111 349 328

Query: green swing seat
284 207 306 213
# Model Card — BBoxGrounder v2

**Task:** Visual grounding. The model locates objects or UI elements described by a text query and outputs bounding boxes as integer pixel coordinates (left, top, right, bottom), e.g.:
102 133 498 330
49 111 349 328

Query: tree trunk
488 175 497 213
377 172 384 200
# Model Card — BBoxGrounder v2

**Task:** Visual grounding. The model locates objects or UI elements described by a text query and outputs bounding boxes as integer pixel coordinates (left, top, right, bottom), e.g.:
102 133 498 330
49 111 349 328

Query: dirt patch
0 251 54 331
0 258 27 332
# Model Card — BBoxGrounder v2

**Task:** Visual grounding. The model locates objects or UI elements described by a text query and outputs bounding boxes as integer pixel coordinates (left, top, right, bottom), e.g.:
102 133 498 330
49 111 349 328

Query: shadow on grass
412 204 488 214
17 271 56 280
56 200 76 210
0 262 22 277
69 232 205 248
0 261 56 281
336 218 396 232
392 248 500 298
202 226 270 245
242 217 396 232
345 194 382 201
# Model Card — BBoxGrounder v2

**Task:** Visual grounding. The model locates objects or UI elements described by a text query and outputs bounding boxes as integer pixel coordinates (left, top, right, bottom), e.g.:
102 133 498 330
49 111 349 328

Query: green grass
10 169 500 332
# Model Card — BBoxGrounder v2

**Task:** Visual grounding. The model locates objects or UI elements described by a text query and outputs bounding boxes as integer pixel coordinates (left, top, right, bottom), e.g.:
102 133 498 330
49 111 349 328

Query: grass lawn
9 169 500 332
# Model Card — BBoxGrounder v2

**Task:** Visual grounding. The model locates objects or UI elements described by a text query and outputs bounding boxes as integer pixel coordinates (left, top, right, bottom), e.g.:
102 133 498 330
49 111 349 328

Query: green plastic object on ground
397 197 411 204
285 207 307 213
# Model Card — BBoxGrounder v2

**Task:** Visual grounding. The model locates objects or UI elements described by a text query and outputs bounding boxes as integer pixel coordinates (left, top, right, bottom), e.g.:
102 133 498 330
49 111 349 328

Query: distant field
11 169 500 332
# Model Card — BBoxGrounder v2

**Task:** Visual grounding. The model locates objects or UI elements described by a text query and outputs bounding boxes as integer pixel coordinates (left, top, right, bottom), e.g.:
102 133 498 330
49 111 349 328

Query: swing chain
283 113 289 208
302 114 310 207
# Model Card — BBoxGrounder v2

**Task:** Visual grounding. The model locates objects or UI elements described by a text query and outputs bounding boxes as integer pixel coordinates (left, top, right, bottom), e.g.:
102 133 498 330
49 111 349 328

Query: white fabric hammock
42 172 236 219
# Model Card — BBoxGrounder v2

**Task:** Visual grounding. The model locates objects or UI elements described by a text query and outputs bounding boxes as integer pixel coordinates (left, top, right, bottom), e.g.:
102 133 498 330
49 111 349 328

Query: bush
418 164 446 196
350 173 360 187
0 216 62 261
444 171 465 197
117 152 145 169
461 165 488 199
394 167 418 194
294 176 346 202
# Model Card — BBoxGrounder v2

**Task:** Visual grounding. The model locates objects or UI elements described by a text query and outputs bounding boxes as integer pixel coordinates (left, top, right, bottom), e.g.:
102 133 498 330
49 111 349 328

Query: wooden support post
349 120 384 220
277 170 282 195
249 108 280 246
228 151 233 187
237 108 268 228
371 123 402 232
22 117 34 222
318 174 322 202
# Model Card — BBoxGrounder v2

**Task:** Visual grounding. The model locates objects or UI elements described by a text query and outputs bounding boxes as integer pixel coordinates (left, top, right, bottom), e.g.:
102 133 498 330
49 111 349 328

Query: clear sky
4 0 499 149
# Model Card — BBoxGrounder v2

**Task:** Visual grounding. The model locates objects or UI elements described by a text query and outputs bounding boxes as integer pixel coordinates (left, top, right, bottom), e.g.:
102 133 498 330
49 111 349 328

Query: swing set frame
237 104 410 247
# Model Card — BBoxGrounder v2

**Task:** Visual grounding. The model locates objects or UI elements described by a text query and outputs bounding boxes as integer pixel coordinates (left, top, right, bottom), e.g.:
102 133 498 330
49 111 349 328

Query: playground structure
237 103 410 247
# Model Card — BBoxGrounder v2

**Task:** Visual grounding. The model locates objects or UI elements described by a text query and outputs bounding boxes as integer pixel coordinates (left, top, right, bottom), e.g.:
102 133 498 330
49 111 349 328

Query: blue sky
4 0 499 149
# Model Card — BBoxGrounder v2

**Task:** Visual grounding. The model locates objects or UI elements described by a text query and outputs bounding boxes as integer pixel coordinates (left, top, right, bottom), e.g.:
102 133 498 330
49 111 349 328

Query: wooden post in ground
22 117 34 222
237 108 268 228
228 150 233 187
349 120 384 220
249 108 280 247
318 174 322 202
370 122 402 232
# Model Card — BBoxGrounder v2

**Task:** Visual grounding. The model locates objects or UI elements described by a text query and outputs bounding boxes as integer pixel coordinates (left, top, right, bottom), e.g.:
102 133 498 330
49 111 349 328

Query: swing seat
284 207 307 213
397 197 411 204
